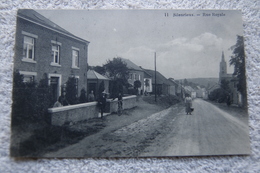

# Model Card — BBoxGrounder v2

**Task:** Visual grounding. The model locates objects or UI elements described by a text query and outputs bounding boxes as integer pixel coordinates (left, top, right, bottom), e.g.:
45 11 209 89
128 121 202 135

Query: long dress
185 97 192 114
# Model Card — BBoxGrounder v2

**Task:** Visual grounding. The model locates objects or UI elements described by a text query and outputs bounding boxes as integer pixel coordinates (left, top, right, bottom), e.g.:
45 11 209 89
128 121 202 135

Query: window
50 40 62 67
133 73 137 80
19 71 37 83
22 31 37 63
129 73 133 79
23 36 35 60
52 44 60 64
23 75 35 83
72 49 79 68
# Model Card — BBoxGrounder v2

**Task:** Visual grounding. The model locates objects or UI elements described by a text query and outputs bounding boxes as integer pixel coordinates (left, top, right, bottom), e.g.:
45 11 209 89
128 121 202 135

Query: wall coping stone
48 101 98 113
48 95 137 113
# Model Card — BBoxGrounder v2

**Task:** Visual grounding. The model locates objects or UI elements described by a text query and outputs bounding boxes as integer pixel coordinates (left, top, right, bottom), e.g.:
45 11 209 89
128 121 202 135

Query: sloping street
44 98 250 157
141 99 250 156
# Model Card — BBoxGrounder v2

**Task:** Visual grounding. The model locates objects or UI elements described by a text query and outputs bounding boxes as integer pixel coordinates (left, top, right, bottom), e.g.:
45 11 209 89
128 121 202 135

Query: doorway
50 77 59 103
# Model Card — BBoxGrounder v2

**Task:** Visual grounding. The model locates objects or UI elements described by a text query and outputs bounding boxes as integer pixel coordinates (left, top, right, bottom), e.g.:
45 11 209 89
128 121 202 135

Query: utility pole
154 52 157 102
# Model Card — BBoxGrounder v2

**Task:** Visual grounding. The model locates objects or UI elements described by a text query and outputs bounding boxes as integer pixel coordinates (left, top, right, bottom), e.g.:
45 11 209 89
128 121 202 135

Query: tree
134 80 142 95
93 65 106 76
103 57 129 85
65 76 78 105
208 88 226 103
98 81 105 98
220 79 230 93
145 79 150 88
229 35 247 107
103 57 129 97
35 73 53 121
183 79 188 86
12 71 53 125
134 80 141 89
79 88 87 103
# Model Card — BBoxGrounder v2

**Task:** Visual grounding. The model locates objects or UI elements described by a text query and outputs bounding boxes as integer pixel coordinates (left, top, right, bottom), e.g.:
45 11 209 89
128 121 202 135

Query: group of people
53 95 70 108
53 90 123 119
53 90 95 108
98 91 123 118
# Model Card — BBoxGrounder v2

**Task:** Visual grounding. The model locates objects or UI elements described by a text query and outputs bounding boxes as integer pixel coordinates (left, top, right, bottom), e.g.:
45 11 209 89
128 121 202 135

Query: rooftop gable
87 70 109 80
120 58 143 71
17 9 89 44
143 69 171 85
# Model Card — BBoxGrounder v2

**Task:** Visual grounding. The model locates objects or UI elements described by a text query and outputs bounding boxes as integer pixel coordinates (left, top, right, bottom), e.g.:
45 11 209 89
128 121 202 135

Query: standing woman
185 94 192 115
88 90 95 102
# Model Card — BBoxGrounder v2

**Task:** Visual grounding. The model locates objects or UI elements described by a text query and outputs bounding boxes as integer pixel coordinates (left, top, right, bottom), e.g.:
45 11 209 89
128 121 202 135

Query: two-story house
14 9 89 103
120 58 145 95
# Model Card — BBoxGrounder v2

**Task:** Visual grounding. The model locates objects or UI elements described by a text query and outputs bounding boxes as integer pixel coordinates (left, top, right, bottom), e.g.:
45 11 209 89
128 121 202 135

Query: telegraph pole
154 52 157 102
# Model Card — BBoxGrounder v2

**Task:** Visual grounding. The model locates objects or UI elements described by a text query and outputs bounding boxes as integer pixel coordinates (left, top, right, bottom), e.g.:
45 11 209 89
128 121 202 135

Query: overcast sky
37 10 243 79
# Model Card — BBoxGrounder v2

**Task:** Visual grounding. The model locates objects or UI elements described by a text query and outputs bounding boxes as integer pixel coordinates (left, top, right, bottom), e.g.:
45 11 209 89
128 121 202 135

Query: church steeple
221 51 225 62
219 51 227 80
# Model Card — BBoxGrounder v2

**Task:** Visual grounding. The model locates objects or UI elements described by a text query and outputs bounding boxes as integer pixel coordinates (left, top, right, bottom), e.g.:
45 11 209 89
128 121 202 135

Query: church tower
219 51 227 81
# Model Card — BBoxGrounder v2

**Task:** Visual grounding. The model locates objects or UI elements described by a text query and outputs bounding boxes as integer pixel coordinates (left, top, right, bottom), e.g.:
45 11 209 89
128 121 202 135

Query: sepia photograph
11 9 250 157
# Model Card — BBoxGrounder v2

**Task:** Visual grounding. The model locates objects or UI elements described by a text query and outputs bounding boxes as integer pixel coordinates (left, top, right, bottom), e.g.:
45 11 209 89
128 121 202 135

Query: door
50 77 59 103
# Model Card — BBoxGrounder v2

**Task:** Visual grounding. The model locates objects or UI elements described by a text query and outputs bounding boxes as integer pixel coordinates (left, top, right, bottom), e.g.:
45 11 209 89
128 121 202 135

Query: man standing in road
117 92 123 116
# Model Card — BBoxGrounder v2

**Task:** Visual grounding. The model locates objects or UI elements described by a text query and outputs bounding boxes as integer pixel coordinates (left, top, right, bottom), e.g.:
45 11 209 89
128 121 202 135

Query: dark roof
143 69 172 85
120 58 143 71
87 70 109 80
143 69 152 78
17 9 89 43
168 78 179 86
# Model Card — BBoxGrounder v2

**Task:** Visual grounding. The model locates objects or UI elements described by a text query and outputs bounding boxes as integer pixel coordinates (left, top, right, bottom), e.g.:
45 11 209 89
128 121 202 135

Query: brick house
14 9 89 103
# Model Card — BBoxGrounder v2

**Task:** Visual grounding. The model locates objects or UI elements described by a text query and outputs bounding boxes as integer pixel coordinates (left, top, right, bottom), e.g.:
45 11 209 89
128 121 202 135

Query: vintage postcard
11 9 250 157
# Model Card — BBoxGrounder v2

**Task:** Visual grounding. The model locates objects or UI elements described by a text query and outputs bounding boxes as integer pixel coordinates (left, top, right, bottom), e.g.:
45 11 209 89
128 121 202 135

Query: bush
12 71 53 126
208 88 228 103
79 88 87 103
65 76 78 105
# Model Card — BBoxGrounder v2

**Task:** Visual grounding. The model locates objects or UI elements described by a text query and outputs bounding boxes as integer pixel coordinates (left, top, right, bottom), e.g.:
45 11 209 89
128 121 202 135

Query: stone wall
48 102 99 126
106 95 137 113
48 95 137 126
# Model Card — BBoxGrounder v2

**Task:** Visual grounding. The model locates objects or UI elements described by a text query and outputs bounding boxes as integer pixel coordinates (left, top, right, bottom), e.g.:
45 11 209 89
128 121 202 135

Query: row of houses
14 10 178 104
14 9 208 106
86 57 181 99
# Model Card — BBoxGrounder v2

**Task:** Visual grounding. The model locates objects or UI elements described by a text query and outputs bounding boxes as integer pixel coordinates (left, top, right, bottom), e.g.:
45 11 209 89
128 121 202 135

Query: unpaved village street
44 98 250 157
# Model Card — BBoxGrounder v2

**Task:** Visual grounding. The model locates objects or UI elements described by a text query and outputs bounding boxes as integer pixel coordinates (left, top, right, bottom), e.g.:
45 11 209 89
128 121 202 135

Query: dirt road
44 98 250 157
141 99 250 156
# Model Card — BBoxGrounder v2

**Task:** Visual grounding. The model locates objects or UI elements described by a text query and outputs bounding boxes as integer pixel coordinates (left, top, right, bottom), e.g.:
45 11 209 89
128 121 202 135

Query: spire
219 51 227 81
221 51 225 62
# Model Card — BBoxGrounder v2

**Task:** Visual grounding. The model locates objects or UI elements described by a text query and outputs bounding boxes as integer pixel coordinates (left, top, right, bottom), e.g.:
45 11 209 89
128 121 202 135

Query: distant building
219 51 242 106
184 86 196 98
142 69 172 96
168 78 181 96
195 86 208 99
120 58 145 94
14 9 89 103
219 51 233 82
143 70 153 94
